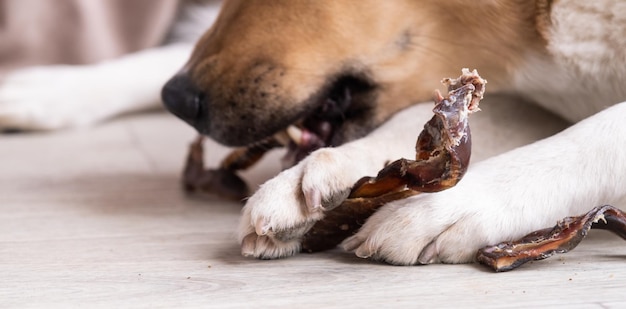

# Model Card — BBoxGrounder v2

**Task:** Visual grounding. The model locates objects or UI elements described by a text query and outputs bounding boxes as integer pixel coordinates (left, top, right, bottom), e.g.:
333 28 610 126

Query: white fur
0 44 192 130
240 98 626 263
239 0 626 263
513 0 626 122
0 1 222 131
344 102 626 264
239 103 428 258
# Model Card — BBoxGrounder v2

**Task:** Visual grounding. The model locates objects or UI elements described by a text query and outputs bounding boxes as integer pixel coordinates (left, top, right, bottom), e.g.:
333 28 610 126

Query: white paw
0 66 98 130
0 63 159 131
341 168 562 265
0 45 192 131
238 147 386 259
341 193 485 265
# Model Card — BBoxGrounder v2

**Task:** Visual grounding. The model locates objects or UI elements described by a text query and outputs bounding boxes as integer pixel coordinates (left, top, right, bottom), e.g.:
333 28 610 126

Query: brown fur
185 0 550 146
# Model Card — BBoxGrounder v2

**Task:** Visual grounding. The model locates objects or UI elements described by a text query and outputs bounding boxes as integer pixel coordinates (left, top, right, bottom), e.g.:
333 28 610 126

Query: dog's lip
238 74 375 167
280 84 359 165
245 96 350 167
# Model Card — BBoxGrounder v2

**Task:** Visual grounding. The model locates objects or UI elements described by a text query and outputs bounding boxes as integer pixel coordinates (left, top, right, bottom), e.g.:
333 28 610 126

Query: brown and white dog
163 0 626 264
162 0 626 264
5 0 626 265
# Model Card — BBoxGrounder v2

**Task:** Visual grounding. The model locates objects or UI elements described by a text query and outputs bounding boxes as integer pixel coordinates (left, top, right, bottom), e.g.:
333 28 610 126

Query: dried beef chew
477 205 626 272
302 68 486 252
183 135 282 201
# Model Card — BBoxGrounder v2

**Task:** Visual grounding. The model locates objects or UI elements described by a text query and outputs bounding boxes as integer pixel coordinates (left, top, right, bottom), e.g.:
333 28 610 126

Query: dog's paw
0 63 154 131
339 165 558 265
0 65 108 131
238 147 383 259
341 184 502 265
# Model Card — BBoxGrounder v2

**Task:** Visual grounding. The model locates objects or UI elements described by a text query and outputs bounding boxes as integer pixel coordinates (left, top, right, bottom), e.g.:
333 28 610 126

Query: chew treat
302 69 486 252
182 93 347 201
181 75 360 201
477 205 626 272
183 135 282 201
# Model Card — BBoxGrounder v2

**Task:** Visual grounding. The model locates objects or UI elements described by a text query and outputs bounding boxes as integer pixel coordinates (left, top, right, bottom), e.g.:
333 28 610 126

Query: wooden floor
1 105 625 308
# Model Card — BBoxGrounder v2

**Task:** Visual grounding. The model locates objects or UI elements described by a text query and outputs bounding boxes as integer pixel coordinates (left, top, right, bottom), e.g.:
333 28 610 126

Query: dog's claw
255 218 272 236
241 233 257 256
344 235 374 258
304 188 323 212
354 245 373 259
341 235 364 252
417 240 439 264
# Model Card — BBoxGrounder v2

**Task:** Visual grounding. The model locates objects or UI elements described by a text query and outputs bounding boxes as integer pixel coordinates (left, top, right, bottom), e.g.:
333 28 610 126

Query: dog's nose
161 74 206 128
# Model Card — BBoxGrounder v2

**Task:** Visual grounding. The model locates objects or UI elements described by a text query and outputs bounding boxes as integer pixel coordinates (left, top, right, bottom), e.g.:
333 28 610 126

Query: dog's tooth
286 125 303 145
241 233 257 257
273 131 291 146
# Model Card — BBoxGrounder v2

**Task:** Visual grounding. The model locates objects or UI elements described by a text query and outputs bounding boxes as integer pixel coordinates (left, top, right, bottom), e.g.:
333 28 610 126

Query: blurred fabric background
0 0 182 75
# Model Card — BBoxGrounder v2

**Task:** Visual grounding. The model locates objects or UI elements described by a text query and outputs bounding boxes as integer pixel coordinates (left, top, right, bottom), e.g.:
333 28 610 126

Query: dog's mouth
264 75 376 168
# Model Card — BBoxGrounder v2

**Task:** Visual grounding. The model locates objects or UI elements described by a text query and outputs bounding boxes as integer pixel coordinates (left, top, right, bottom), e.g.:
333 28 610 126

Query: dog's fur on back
3 0 626 265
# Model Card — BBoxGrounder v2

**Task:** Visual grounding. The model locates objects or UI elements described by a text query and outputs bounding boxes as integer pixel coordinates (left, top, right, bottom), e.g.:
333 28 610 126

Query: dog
162 0 626 265
5 0 625 265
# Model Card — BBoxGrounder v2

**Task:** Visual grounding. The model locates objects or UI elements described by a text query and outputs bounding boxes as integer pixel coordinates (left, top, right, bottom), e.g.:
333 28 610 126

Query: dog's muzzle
161 74 206 132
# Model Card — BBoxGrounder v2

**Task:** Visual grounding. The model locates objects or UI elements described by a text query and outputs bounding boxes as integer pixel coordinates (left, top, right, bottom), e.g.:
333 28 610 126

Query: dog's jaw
240 74 380 168
163 54 382 165
279 74 379 166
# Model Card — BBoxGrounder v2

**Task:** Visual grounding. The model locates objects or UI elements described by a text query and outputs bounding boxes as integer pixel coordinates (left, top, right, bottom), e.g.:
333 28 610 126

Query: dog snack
183 135 282 201
182 100 337 200
302 69 486 252
476 205 626 272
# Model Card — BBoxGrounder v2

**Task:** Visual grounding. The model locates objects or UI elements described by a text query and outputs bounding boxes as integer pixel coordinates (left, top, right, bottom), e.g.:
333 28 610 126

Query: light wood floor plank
1 107 625 308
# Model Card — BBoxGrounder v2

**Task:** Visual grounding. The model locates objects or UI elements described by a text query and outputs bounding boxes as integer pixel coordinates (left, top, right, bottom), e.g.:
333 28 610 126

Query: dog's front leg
237 103 437 259
344 102 626 265
0 44 192 131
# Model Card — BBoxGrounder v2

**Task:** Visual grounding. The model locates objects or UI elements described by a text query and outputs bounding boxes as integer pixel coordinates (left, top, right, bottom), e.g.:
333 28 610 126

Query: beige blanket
0 0 181 75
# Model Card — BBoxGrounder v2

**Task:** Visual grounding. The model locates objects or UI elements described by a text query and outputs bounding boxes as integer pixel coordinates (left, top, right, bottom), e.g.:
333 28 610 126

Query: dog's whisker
413 34 516 59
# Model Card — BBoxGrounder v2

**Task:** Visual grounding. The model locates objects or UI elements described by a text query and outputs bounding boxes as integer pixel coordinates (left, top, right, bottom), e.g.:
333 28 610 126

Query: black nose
161 74 206 129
